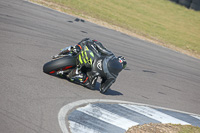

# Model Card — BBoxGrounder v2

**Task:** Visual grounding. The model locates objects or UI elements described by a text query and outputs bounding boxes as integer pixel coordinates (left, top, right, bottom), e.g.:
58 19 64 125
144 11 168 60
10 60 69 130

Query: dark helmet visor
107 57 123 76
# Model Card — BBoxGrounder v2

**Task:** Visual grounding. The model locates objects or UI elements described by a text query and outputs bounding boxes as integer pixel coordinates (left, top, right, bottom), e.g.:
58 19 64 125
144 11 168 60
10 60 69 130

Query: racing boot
67 68 94 89
67 68 80 82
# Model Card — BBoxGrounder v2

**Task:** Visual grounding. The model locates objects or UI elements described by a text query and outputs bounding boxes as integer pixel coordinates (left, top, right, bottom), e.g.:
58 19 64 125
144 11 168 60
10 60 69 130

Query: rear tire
43 56 76 74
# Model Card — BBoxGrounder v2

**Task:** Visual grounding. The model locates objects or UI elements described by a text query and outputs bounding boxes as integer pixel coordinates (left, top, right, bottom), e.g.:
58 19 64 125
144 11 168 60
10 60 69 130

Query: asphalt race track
0 0 200 133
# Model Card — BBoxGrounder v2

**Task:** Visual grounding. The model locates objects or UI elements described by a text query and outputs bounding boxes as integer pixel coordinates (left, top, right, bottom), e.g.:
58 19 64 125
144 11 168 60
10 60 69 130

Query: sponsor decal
119 58 123 63
97 59 102 70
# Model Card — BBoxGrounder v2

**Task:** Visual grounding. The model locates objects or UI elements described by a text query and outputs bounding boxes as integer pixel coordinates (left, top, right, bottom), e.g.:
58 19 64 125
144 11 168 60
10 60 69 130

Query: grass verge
30 0 200 59
126 123 200 133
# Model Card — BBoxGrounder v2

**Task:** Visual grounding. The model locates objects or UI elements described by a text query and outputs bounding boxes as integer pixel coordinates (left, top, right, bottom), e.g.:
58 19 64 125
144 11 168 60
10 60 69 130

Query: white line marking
69 121 100 133
120 104 190 125
77 104 139 130
191 115 200 121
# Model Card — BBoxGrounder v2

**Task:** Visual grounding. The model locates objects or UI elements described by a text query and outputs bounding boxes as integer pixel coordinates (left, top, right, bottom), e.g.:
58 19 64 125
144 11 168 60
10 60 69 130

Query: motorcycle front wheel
43 56 76 74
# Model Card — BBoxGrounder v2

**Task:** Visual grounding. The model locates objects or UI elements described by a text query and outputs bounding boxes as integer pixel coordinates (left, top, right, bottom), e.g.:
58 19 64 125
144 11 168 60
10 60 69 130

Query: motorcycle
43 45 124 94
43 47 100 91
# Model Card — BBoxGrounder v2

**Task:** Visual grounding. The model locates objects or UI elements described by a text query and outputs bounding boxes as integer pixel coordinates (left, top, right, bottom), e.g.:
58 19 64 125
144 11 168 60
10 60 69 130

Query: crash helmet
106 56 126 78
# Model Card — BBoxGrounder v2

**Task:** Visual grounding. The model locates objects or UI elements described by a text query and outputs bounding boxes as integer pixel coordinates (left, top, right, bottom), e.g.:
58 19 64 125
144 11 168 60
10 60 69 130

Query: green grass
179 125 200 133
35 0 200 56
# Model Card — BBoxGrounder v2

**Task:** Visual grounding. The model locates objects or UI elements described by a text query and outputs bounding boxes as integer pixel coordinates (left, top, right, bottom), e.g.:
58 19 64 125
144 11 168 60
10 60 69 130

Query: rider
55 38 127 93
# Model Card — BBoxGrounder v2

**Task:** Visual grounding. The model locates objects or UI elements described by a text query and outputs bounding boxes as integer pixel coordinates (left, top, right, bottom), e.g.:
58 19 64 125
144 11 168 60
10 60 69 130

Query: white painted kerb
58 99 200 133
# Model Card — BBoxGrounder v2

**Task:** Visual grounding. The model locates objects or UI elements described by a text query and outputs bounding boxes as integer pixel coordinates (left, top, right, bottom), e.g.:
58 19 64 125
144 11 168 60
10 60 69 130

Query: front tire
43 56 76 74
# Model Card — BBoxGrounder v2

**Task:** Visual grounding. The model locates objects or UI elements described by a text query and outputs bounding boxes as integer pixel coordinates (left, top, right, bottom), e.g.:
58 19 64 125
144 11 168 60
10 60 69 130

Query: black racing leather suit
69 38 123 93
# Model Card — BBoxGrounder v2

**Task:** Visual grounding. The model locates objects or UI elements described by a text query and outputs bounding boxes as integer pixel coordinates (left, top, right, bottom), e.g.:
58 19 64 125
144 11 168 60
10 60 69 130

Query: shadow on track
95 82 123 96
49 74 123 95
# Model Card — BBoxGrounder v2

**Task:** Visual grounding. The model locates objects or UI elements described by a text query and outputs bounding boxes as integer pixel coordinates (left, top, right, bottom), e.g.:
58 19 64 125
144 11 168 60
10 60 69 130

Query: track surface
0 0 200 133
